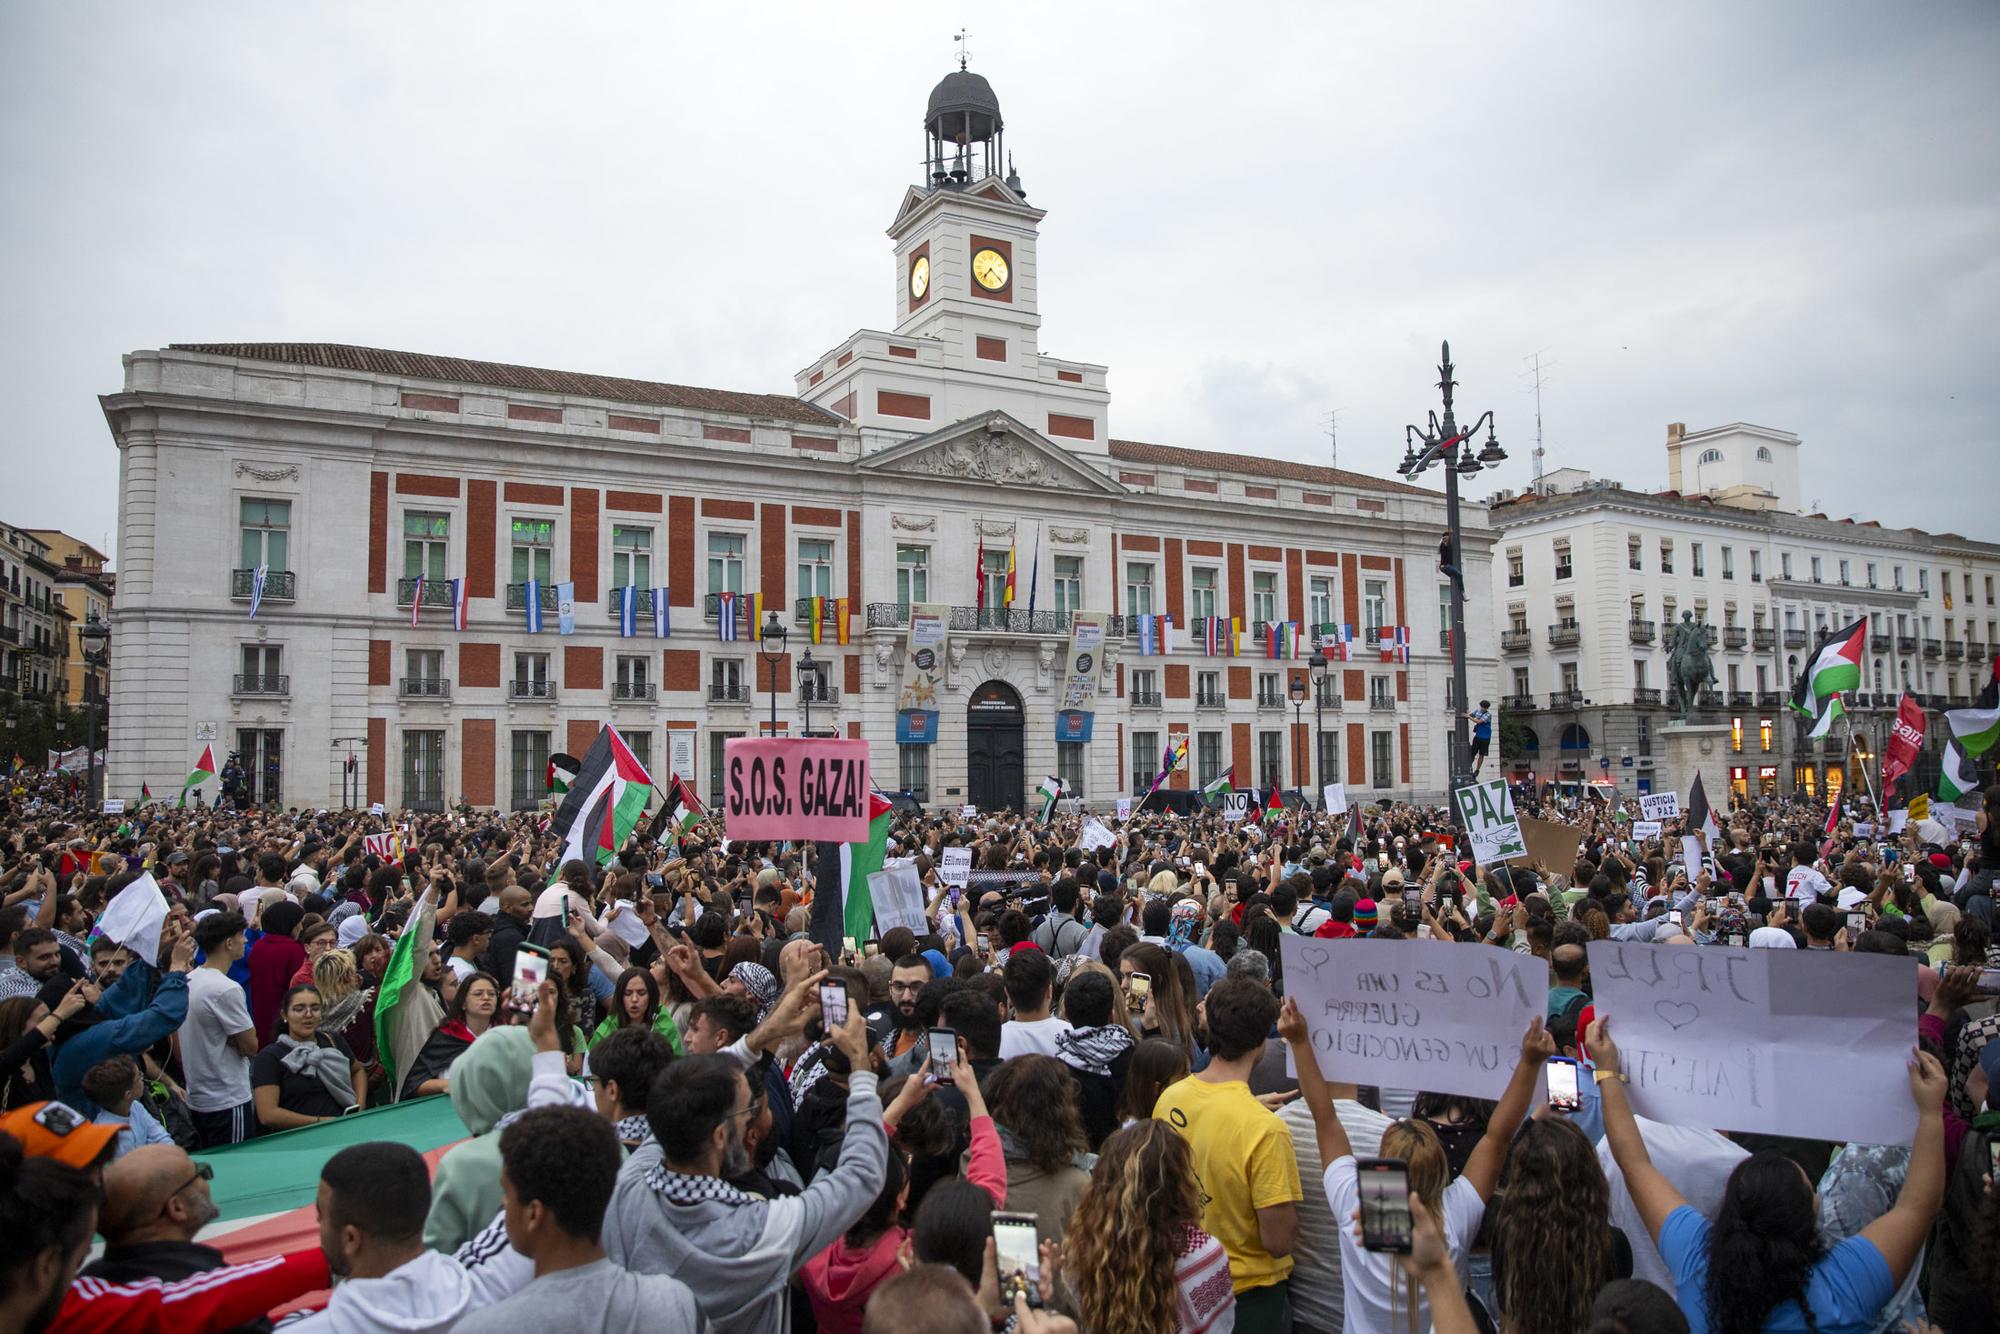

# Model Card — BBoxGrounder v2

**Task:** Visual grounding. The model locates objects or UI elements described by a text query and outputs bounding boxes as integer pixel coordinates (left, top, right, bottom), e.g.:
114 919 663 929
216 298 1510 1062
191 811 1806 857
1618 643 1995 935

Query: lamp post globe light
1308 653 1328 805
1398 342 1504 830
1288 675 1308 800
799 648 817 737
759 612 789 736
78 612 111 807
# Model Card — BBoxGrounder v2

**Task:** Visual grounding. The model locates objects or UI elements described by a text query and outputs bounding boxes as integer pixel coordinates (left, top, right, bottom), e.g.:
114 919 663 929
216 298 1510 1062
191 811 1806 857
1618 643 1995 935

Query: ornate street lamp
759 612 789 735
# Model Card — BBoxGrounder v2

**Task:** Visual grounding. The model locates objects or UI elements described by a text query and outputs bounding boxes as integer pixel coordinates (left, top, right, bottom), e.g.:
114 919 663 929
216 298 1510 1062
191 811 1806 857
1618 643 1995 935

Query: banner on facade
1059 612 1107 743
669 731 696 785
1055 709 1094 743
896 602 948 747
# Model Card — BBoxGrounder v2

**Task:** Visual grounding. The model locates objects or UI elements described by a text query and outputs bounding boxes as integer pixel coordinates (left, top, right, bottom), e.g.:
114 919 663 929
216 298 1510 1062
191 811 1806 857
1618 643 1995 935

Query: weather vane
954 29 971 71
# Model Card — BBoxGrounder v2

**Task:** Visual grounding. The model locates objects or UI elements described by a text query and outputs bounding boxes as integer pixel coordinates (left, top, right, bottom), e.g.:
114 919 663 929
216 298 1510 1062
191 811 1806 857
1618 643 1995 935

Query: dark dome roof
925 70 1002 142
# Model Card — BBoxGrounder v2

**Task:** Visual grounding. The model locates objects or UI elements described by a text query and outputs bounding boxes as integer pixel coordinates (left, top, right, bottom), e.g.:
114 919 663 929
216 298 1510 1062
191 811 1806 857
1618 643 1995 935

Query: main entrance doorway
966 680 1025 812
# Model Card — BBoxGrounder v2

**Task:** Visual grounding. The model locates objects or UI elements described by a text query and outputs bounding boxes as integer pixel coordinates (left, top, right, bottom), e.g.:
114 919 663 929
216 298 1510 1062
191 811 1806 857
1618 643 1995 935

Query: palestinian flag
1686 771 1722 849
550 726 655 873
1823 791 1842 839
647 773 706 845
1789 618 1866 719
375 883 444 1101
1945 655 2000 759
1807 694 1846 741
546 753 581 795
1036 775 1063 823
1201 767 1235 807
139 782 152 803
1939 740 1975 802
1250 786 1284 824
811 791 895 955
177 745 217 808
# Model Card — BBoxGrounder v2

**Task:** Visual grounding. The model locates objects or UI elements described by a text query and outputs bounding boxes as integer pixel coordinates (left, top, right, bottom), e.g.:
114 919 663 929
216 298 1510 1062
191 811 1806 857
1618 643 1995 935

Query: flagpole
1841 703 1880 813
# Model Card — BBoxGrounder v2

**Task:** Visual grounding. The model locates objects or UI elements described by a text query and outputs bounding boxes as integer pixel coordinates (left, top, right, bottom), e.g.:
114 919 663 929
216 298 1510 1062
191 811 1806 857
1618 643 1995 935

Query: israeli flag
525 578 543 634
619 585 637 638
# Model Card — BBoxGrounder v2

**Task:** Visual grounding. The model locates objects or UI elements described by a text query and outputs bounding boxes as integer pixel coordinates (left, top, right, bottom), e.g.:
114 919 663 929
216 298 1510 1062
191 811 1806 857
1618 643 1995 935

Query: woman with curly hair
1592 1015 1947 1334
1485 1116 1631 1334
1063 1119 1235 1333
984 1053 1089 1252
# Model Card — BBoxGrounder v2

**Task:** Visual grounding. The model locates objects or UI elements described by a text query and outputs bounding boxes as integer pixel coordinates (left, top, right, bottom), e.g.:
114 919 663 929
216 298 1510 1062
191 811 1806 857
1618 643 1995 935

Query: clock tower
796 65 1109 454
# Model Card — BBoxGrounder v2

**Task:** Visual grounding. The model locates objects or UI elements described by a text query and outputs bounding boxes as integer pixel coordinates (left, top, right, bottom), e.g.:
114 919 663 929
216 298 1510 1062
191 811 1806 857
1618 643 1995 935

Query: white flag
97 870 169 966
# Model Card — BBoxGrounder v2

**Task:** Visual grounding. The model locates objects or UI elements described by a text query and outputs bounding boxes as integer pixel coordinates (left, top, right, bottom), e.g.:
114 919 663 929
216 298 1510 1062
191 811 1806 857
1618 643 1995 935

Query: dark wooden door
966 681 1025 811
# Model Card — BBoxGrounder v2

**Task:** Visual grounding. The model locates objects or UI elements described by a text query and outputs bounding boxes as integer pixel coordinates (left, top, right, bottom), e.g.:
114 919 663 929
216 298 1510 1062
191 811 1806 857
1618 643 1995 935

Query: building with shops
100 67 1497 812
29 532 114 713
1488 422 2000 802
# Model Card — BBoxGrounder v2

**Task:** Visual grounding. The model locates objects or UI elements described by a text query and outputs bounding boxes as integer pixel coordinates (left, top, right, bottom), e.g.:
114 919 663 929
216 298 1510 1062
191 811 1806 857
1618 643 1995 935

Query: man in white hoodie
286 1141 473 1333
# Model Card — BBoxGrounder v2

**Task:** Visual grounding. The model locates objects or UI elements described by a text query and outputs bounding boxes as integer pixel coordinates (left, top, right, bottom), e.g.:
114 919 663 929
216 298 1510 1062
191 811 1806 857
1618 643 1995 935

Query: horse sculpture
1665 611 1717 723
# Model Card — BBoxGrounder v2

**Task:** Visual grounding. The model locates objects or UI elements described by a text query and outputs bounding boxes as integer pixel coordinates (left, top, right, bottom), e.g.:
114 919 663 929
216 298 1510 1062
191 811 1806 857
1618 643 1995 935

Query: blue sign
896 710 938 745
1054 710 1095 743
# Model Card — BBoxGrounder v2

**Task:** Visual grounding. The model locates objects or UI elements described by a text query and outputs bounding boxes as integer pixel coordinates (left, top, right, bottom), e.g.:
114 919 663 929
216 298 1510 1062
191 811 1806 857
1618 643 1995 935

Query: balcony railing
1969 640 1987 661
1697 690 1722 710
1548 624 1581 649
1723 628 1747 650
1256 692 1284 710
799 681 840 707
1869 632 1891 653
1628 620 1655 644
1195 690 1226 710
1897 634 1918 653
1756 690 1783 707
0 625 16 644
709 682 750 703
604 588 658 616
399 677 451 699
1313 684 1342 709
612 681 658 702
1727 690 1753 706
858 601 1126 637
232 674 289 696
507 582 558 612
1548 690 1581 709
793 596 844 629
508 679 558 701
231 568 297 602
1753 627 1776 650
1784 629 1808 648
1632 687 1662 706
1368 696 1396 713
1131 690 1162 709
1945 640 1965 661
1922 637 1942 658
1500 629 1533 653
398 577 457 608
1501 692 1535 711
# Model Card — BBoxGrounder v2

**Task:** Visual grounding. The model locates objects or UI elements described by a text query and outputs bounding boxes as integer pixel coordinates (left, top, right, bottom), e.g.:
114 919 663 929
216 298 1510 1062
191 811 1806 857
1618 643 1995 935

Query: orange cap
0 1101 122 1169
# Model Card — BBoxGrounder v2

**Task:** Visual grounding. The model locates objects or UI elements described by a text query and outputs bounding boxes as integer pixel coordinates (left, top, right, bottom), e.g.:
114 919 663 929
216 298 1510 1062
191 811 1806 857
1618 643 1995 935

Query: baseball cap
0 1101 122 1170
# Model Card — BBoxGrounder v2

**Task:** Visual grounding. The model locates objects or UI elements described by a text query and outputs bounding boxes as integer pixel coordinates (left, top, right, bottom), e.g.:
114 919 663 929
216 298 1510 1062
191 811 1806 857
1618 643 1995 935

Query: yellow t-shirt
1154 1074 1302 1292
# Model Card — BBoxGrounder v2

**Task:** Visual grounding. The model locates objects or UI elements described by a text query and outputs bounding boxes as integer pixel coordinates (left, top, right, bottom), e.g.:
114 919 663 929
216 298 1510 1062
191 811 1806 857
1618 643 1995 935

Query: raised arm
1461 1017 1553 1200
1277 997 1352 1167
1585 1016 1687 1245
1858 1049 1948 1284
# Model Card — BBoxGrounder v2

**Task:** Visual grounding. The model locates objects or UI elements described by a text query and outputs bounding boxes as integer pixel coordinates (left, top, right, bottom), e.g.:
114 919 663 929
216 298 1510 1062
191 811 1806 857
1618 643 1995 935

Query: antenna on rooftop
1322 407 1344 473
1521 348 1555 487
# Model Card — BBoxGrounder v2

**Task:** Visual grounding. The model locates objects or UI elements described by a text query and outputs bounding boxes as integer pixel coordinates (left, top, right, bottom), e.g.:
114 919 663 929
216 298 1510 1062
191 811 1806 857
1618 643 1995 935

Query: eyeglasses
160 1161 214 1215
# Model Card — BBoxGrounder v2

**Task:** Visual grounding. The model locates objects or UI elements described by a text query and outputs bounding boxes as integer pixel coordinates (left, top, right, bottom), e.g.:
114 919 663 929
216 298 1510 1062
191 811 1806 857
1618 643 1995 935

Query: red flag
976 531 987 611
1882 692 1926 793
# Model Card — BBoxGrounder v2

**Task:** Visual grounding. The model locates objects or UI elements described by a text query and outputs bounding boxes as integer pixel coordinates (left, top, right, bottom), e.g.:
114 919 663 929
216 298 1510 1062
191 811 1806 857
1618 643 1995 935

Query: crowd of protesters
0 760 1997 1333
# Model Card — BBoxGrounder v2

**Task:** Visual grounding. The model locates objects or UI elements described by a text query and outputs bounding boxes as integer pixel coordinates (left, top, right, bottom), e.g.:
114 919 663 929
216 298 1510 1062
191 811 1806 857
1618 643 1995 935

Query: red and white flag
1882 692 1926 794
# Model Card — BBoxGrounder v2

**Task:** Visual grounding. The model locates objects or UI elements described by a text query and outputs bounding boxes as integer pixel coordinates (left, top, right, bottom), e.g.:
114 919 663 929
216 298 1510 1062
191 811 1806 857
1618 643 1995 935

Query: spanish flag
811 596 824 645
1003 547 1017 607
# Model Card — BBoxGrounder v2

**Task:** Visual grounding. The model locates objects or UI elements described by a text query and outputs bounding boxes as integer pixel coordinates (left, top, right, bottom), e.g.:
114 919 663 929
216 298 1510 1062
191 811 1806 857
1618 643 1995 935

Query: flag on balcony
1004 546 1017 607
618 586 638 638
811 596 825 645
976 532 987 611
248 564 267 620
410 573 427 628
452 578 469 632
556 582 576 636
653 586 671 638
1137 614 1160 656
1394 627 1411 664
1160 615 1175 654
1266 621 1281 659
836 597 850 646
1230 616 1243 657
1788 617 1866 719
751 592 765 637
1026 521 1041 615
717 592 740 641
177 744 217 808
1037 774 1063 823
1939 739 1975 802
1202 616 1221 656
524 578 544 634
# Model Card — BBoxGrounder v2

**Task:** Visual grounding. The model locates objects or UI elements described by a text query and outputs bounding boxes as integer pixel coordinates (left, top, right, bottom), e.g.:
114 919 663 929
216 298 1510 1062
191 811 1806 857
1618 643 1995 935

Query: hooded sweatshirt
604 1070 887 1334
280 1249 472 1334
422 1027 535 1253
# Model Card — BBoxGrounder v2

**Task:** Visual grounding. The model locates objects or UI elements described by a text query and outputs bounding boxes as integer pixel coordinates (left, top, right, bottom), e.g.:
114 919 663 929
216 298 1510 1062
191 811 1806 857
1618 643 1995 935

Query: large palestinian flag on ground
1789 618 1866 719
550 726 655 872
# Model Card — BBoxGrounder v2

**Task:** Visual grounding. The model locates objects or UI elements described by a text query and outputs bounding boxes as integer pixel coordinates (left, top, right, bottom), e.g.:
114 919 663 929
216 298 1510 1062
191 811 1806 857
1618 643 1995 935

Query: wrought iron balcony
1753 627 1776 650
398 577 457 608
507 582 558 612
1697 690 1722 710
231 568 296 602
859 601 1125 636
1945 640 1965 661
1784 629 1808 649
612 681 658 702
1501 629 1533 653
1628 620 1655 644
1502 692 1536 710
1922 637 1942 658
1723 628 1747 650
232 674 289 696
1756 690 1783 707
1969 640 1987 661
1256 691 1284 710
1897 634 1918 653
1548 690 1581 709
1869 632 1891 653
1632 688 1662 706
793 596 844 629
0 625 16 644
508 679 558 701
1130 690 1162 709
1547 624 1581 649
604 587 658 615
708 682 750 703
399 677 451 699
799 680 840 706
1368 695 1396 713
1554 563 1574 581
1313 683 1342 708
1728 690 1753 706
1195 690 1226 710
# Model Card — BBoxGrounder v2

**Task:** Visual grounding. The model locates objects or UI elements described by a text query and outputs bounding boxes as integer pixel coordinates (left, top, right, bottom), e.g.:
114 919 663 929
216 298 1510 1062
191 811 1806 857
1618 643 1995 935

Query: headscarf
1712 904 1750 940
727 962 778 1023
921 948 952 979
1748 926 1796 949
336 914 370 949
1948 1012 2000 1119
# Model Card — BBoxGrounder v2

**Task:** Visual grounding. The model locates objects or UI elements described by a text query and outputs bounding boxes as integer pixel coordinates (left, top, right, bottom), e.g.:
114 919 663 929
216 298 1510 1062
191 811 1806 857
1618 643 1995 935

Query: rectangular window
898 744 930 801
1196 732 1223 787
406 648 443 684
615 654 650 690
1513 667 1530 695
1628 536 1642 572
1561 662 1580 693
711 658 744 694
239 644 282 691
1810 556 1823 583
1191 567 1218 621
1057 742 1085 798
1249 570 1277 625
510 517 554 586
1257 672 1280 706
1257 732 1283 788
1317 730 1340 788
1369 675 1392 707
706 532 745 595
1309 576 1335 628
1363 580 1388 638
1553 539 1573 581
1634 659 1648 689
1759 717 1773 752
1131 731 1159 793
982 548 1011 608
510 731 550 811
796 538 833 600
895 545 929 606
1371 732 1394 789
610 525 652 589
402 730 445 812
1197 670 1221 705
1750 549 1762 583
1053 555 1082 616
1506 549 1524 588
1865 562 1877 589
1660 539 1674 575
1721 547 1735 580
404 511 450 581
1691 543 1705 577
240 498 291 572
513 652 550 688
625 731 652 774
708 731 744 806
1438 584 1453 651
1131 668 1157 703
1125 561 1156 617
1838 559 1850 586
1727 664 1741 692
1781 551 1793 580
1731 717 1743 753
1918 568 1930 595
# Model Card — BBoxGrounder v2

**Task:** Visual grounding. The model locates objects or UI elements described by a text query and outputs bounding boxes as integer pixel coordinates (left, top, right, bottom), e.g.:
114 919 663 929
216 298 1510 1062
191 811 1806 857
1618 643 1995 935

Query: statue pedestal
1658 721 1732 801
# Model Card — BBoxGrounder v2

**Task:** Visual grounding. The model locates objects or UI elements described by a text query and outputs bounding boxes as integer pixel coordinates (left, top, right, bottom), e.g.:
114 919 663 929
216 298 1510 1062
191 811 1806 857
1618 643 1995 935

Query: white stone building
1488 422 2000 800
100 68 1497 812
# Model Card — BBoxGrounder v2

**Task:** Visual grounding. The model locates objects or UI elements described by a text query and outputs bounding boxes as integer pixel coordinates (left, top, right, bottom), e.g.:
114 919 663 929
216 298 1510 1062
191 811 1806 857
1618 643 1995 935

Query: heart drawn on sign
1653 1001 1699 1031
1301 945 1331 973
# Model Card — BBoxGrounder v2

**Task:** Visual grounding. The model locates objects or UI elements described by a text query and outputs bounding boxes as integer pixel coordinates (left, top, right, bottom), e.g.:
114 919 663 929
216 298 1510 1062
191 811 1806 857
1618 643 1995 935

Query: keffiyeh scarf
275 1033 356 1109
728 962 779 1024
1055 1023 1135 1077
644 1166 757 1207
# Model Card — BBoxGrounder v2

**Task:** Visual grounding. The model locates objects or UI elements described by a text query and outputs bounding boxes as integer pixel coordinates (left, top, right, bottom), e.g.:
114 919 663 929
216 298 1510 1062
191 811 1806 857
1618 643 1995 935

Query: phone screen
1403 887 1421 906
509 945 548 1011
818 979 849 1029
842 935 858 959
993 1212 1041 1306
928 1028 959 1083
1846 912 1865 935
1357 1158 1414 1253
1728 932 1746 948
1547 1058 1582 1113
1128 972 1151 1007
976 934 989 956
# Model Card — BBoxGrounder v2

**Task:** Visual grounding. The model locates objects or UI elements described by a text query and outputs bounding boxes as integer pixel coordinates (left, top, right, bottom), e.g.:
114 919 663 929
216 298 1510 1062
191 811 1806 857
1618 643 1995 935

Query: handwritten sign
1322 783 1349 815
101 798 125 815
1453 780 1525 866
939 847 973 888
1279 936 1548 1101
1639 792 1680 822
1116 797 1132 821
723 737 870 841
1078 817 1116 852
960 804 978 819
1632 820 1663 841
369 802 386 817
1221 790 1252 822
869 863 928 935
1585 941 1919 1144
362 832 399 860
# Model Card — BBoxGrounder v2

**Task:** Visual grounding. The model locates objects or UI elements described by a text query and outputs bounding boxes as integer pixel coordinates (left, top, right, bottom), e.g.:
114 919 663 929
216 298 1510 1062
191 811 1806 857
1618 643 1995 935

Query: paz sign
1453 780 1525 866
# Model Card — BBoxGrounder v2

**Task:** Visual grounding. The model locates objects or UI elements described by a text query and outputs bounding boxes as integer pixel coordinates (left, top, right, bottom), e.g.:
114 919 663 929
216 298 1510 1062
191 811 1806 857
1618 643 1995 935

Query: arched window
1755 446 1773 462
1519 726 1540 754
1559 723 1591 752
1698 448 1723 464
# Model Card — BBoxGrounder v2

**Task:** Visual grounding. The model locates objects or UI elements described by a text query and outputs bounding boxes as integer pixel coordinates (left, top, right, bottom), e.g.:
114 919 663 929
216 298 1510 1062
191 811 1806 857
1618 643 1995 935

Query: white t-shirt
1596 1115 1747 1297
182 966 255 1112
1786 865 1833 904
1325 1156 1485 1334
1280 1100 1393 1334
998 1015 1073 1060
446 956 480 983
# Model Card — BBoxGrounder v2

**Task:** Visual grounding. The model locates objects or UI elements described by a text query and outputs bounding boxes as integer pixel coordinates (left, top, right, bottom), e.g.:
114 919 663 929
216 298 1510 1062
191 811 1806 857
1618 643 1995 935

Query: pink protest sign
723 737 872 842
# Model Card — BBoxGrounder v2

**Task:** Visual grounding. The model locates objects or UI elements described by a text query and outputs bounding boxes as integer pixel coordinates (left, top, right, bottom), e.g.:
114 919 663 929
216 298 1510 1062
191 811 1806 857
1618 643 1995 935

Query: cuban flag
248 563 267 620
524 578 544 634
1202 616 1221 656
451 577 469 631
653 586 671 638
410 572 427 628
1394 626 1411 664
618 585 638 638
718 591 740 642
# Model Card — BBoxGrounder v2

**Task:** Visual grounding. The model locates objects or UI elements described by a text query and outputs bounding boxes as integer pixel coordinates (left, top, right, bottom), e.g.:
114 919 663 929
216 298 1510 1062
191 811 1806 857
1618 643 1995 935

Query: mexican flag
1201 767 1234 806
177 745 217 808
550 726 655 873
1789 618 1866 719
1939 740 1975 802
375 883 444 1101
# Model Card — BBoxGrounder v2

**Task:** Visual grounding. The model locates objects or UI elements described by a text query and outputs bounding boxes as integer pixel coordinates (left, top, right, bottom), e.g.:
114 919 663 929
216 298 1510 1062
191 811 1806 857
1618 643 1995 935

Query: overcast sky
4 2 1995 562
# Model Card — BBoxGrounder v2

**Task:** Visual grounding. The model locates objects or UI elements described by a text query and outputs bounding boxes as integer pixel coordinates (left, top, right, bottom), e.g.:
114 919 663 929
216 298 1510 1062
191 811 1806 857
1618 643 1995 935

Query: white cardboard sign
1632 820 1663 840
1279 936 1549 1102
1078 817 1117 852
1680 835 1705 885
959 804 978 819
1221 790 1252 822
1585 941 1920 1144
101 799 125 814
1453 780 1526 866
1639 792 1681 822
1322 783 1349 814
869 863 928 935
1115 797 1132 821
939 847 973 888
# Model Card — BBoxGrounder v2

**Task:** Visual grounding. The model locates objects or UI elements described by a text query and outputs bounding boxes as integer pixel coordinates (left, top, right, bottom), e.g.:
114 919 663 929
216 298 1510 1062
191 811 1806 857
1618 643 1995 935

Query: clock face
909 255 930 300
971 247 1009 292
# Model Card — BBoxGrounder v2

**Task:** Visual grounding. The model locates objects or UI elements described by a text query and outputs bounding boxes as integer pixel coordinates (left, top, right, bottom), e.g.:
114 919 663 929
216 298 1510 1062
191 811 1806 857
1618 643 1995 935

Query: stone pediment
862 412 1124 495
